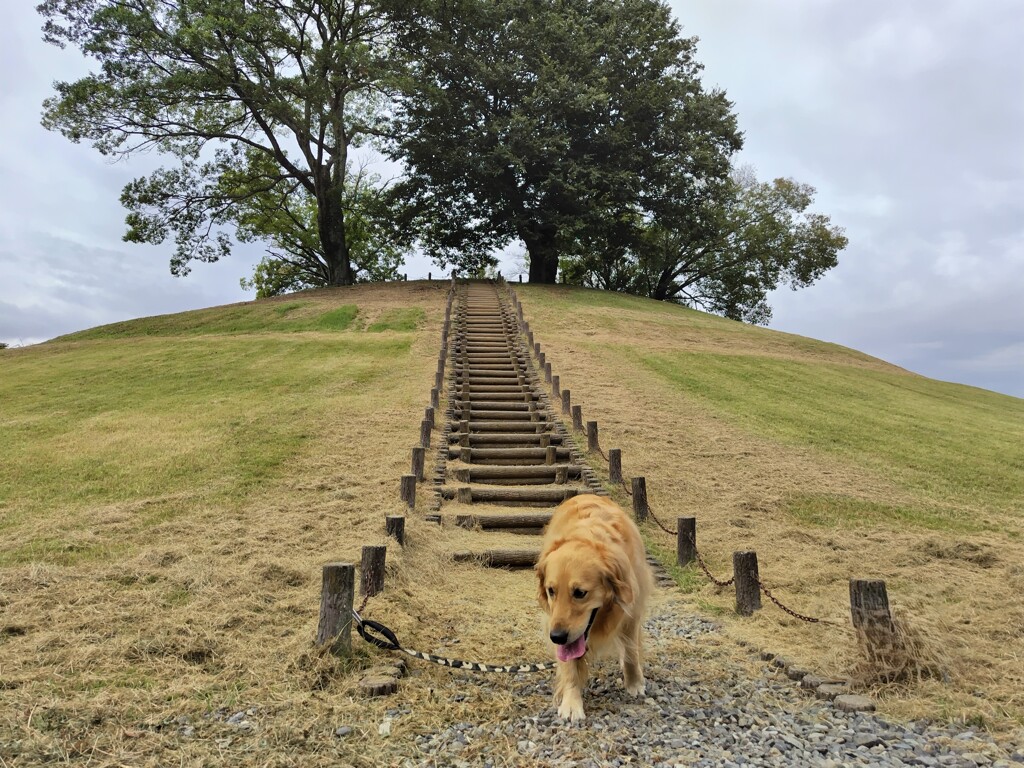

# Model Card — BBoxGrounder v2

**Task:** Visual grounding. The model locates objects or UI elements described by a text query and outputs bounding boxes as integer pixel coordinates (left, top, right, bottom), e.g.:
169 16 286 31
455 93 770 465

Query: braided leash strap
354 611 557 673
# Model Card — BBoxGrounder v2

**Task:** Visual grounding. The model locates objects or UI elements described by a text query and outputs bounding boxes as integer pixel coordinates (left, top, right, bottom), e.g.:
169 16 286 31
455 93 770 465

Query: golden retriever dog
536 494 654 721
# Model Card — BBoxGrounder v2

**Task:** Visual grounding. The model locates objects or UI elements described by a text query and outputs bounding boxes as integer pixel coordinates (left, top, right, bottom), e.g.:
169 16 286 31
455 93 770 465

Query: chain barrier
351 596 556 673
518 294 829 627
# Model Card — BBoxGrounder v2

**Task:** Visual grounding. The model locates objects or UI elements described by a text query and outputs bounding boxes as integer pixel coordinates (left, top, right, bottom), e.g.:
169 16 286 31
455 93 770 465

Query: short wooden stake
430 388 439 409
538 351 546 368
850 579 898 662
677 517 696 566
545 445 557 465
411 446 425 482
534 342 541 357
544 362 552 382
733 551 761 616
561 389 571 415
316 562 354 655
551 375 560 398
400 474 416 508
386 515 406 546
609 448 622 483
425 406 435 431
360 545 386 598
420 419 431 448
631 477 648 522
586 420 598 449
571 405 582 431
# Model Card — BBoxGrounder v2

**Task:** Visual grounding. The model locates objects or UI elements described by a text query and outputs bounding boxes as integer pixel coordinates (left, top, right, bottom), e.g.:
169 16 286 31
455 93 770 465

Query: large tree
564 167 849 324
384 0 742 283
39 0 397 286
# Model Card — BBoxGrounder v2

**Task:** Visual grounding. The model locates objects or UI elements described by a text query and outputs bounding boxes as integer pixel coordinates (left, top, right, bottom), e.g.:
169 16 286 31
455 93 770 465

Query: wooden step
449 447 571 462
451 409 538 421
451 421 552 433
452 550 539 568
453 465 579 482
454 513 552 530
440 486 581 505
450 433 561 446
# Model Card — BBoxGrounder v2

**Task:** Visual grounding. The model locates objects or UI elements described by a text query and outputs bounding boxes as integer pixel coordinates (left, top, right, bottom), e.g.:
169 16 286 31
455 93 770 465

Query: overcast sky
1 1 1021 398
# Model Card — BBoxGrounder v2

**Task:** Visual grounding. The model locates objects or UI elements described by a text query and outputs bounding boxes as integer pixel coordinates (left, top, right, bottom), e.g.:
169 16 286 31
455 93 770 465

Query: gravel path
398 607 1024 768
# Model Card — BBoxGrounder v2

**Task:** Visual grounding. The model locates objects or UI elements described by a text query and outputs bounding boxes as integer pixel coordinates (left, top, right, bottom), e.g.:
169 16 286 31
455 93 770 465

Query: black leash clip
353 610 402 652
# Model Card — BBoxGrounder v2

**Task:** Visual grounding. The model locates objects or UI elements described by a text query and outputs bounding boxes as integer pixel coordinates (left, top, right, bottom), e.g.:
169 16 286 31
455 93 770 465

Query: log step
449 447 572 462
453 465 579 482
451 422 552 433
450 433 562 446
452 549 539 569
451 410 538 421
454 513 552 530
439 486 582 505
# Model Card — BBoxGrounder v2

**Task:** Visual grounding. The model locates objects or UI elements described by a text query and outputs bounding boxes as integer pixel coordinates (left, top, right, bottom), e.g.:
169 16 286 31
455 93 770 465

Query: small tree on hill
39 0 402 286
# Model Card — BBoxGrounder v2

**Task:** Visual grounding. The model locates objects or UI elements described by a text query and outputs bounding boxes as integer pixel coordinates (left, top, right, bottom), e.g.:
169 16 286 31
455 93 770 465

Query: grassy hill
1 280 1022 763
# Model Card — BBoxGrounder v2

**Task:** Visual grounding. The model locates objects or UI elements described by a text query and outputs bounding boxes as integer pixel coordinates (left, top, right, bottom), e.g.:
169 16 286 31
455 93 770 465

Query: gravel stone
404 605 1017 768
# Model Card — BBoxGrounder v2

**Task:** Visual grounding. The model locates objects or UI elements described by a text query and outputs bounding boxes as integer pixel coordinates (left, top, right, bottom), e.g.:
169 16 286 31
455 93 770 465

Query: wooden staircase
434 280 608 567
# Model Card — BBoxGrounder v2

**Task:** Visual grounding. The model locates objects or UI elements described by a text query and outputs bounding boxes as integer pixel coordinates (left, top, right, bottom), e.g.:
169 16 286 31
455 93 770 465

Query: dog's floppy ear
603 546 638 611
535 552 549 609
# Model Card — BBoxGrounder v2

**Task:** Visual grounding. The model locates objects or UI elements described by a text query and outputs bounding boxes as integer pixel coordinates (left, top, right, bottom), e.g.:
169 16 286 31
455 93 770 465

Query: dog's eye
546 587 555 598
572 588 588 600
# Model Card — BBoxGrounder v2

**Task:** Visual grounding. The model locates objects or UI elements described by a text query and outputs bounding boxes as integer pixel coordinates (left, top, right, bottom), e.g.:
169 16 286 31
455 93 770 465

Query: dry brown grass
514 283 1024 736
3 279 1022 766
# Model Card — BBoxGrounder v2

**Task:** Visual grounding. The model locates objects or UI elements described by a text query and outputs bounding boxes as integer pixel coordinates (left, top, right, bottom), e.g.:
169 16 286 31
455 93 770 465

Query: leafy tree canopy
39 0 403 287
563 166 849 324
383 0 743 283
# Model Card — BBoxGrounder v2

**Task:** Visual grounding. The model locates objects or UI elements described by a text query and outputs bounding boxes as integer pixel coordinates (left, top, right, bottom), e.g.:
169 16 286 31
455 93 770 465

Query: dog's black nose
549 629 569 645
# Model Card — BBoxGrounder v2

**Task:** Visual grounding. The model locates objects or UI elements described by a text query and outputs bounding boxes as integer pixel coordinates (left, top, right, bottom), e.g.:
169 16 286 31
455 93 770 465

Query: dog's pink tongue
556 635 587 662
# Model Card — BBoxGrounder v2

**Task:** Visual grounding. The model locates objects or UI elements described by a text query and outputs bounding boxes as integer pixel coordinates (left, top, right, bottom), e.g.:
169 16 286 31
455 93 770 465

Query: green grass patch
56 302 359 340
367 307 425 332
639 350 1024 513
0 332 412 552
784 493 990 533
643 533 706 594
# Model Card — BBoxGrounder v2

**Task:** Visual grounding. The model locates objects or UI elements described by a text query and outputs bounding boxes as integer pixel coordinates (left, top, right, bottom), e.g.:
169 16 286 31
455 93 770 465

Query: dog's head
535 538 637 662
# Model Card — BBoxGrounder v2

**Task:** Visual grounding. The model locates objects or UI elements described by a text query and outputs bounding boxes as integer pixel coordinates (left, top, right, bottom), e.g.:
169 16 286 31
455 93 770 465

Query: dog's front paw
625 678 646 697
557 695 586 722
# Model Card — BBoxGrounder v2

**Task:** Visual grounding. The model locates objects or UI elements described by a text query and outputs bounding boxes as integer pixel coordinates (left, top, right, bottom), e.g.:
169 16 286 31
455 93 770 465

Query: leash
351 606 557 673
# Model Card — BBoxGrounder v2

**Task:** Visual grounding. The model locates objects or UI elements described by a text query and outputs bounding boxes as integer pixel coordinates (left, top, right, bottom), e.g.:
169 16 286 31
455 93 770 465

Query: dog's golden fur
535 494 654 721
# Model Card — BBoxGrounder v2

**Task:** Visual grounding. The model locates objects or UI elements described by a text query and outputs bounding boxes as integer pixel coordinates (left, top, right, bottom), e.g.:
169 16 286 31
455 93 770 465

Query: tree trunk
652 268 675 301
317 177 354 286
525 237 559 283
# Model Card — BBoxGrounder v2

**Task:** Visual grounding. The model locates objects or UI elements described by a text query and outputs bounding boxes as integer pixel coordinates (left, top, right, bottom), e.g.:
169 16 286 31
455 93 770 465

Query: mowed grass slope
2 279 1023 765
0 281 490 765
515 284 1024 729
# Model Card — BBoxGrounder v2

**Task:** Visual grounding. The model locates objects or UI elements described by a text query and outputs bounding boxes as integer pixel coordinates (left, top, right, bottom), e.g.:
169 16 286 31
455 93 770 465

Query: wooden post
527 330 534 347
544 362 552 383
586 420 598 450
316 562 354 655
733 551 761 616
534 342 541 357
386 515 406 546
518 274 522 283
631 477 648 522
411 447 425 482
400 474 416 508
609 448 622 483
420 419 431 448
571 405 583 431
430 387 439 409
677 517 696 566
425 407 435 431
551 375 560 398
545 445 557 465
561 389 571 415
360 545 386 598
538 351 546 368
850 579 897 661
